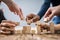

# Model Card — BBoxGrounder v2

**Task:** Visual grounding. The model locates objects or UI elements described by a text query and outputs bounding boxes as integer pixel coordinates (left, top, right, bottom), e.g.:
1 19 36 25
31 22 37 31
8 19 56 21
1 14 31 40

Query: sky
1 0 44 30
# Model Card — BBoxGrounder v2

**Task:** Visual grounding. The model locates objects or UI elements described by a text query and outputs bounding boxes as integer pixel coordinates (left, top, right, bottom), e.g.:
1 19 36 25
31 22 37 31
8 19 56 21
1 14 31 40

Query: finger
26 18 33 24
44 8 52 18
9 6 13 12
27 20 33 25
48 11 55 21
26 16 31 20
26 15 32 21
20 9 23 16
2 20 19 26
0 31 11 35
0 27 14 31
1 23 16 27
32 15 40 22
26 14 32 19
9 6 16 14
20 9 24 20
26 17 29 22
18 9 24 20
26 14 36 21
10 8 17 15
26 16 32 21
27 14 36 19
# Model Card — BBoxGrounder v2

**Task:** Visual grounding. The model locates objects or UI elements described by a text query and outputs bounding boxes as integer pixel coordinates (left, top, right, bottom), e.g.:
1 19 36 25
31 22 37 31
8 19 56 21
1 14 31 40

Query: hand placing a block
1 0 24 20
26 13 40 24
44 5 60 22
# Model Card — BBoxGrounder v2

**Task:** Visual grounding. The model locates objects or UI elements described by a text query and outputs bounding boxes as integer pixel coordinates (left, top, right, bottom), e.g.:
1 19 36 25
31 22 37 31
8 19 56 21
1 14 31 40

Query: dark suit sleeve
38 0 50 19
0 9 6 23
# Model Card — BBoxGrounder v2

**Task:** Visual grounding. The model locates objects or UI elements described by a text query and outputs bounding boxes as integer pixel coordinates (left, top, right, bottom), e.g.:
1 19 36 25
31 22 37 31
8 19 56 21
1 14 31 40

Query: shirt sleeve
0 9 6 23
37 0 50 19
0 0 1 2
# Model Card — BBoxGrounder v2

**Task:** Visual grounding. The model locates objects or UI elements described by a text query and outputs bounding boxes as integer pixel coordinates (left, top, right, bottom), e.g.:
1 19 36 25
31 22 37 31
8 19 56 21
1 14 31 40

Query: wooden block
15 30 22 34
27 20 32 25
22 30 26 34
35 21 41 26
44 17 49 23
49 22 55 34
30 30 35 34
37 25 41 34
22 30 31 34
25 30 31 34
42 30 48 34
22 26 31 34
23 26 31 30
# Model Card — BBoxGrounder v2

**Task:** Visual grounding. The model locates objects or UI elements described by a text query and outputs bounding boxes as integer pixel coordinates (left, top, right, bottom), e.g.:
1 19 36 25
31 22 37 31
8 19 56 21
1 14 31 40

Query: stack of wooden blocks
35 21 55 34
30 30 35 34
0 20 55 35
15 21 55 35
22 25 31 34
35 21 41 34
15 30 22 34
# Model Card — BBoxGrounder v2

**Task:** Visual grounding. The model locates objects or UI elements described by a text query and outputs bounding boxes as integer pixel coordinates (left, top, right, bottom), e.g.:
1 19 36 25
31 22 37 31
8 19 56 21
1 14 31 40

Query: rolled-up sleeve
38 0 50 19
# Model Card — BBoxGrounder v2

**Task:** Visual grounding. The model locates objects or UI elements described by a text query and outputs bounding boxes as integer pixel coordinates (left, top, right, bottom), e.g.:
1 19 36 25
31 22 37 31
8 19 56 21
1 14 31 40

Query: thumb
44 7 52 18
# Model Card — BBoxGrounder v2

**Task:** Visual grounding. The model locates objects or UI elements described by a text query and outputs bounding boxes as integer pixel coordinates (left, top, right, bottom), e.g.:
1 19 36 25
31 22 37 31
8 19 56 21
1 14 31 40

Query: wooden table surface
0 34 60 40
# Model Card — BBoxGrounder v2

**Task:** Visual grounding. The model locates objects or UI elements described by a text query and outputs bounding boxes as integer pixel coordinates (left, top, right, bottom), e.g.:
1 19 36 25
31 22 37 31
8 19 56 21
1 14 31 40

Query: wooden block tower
35 21 41 34
22 25 31 34
49 22 55 34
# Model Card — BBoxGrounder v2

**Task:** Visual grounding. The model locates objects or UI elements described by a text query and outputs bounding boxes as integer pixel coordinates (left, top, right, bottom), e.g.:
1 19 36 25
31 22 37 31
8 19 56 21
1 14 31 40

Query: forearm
2 0 14 6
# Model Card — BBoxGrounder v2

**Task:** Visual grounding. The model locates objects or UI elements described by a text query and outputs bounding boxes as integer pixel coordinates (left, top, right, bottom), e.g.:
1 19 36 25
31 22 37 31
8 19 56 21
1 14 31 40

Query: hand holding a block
26 13 40 23
44 5 60 22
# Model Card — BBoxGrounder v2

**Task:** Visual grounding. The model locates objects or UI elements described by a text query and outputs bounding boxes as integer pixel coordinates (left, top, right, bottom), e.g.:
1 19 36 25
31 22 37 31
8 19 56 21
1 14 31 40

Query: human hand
0 20 19 35
2 0 24 20
44 5 60 21
26 13 40 23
